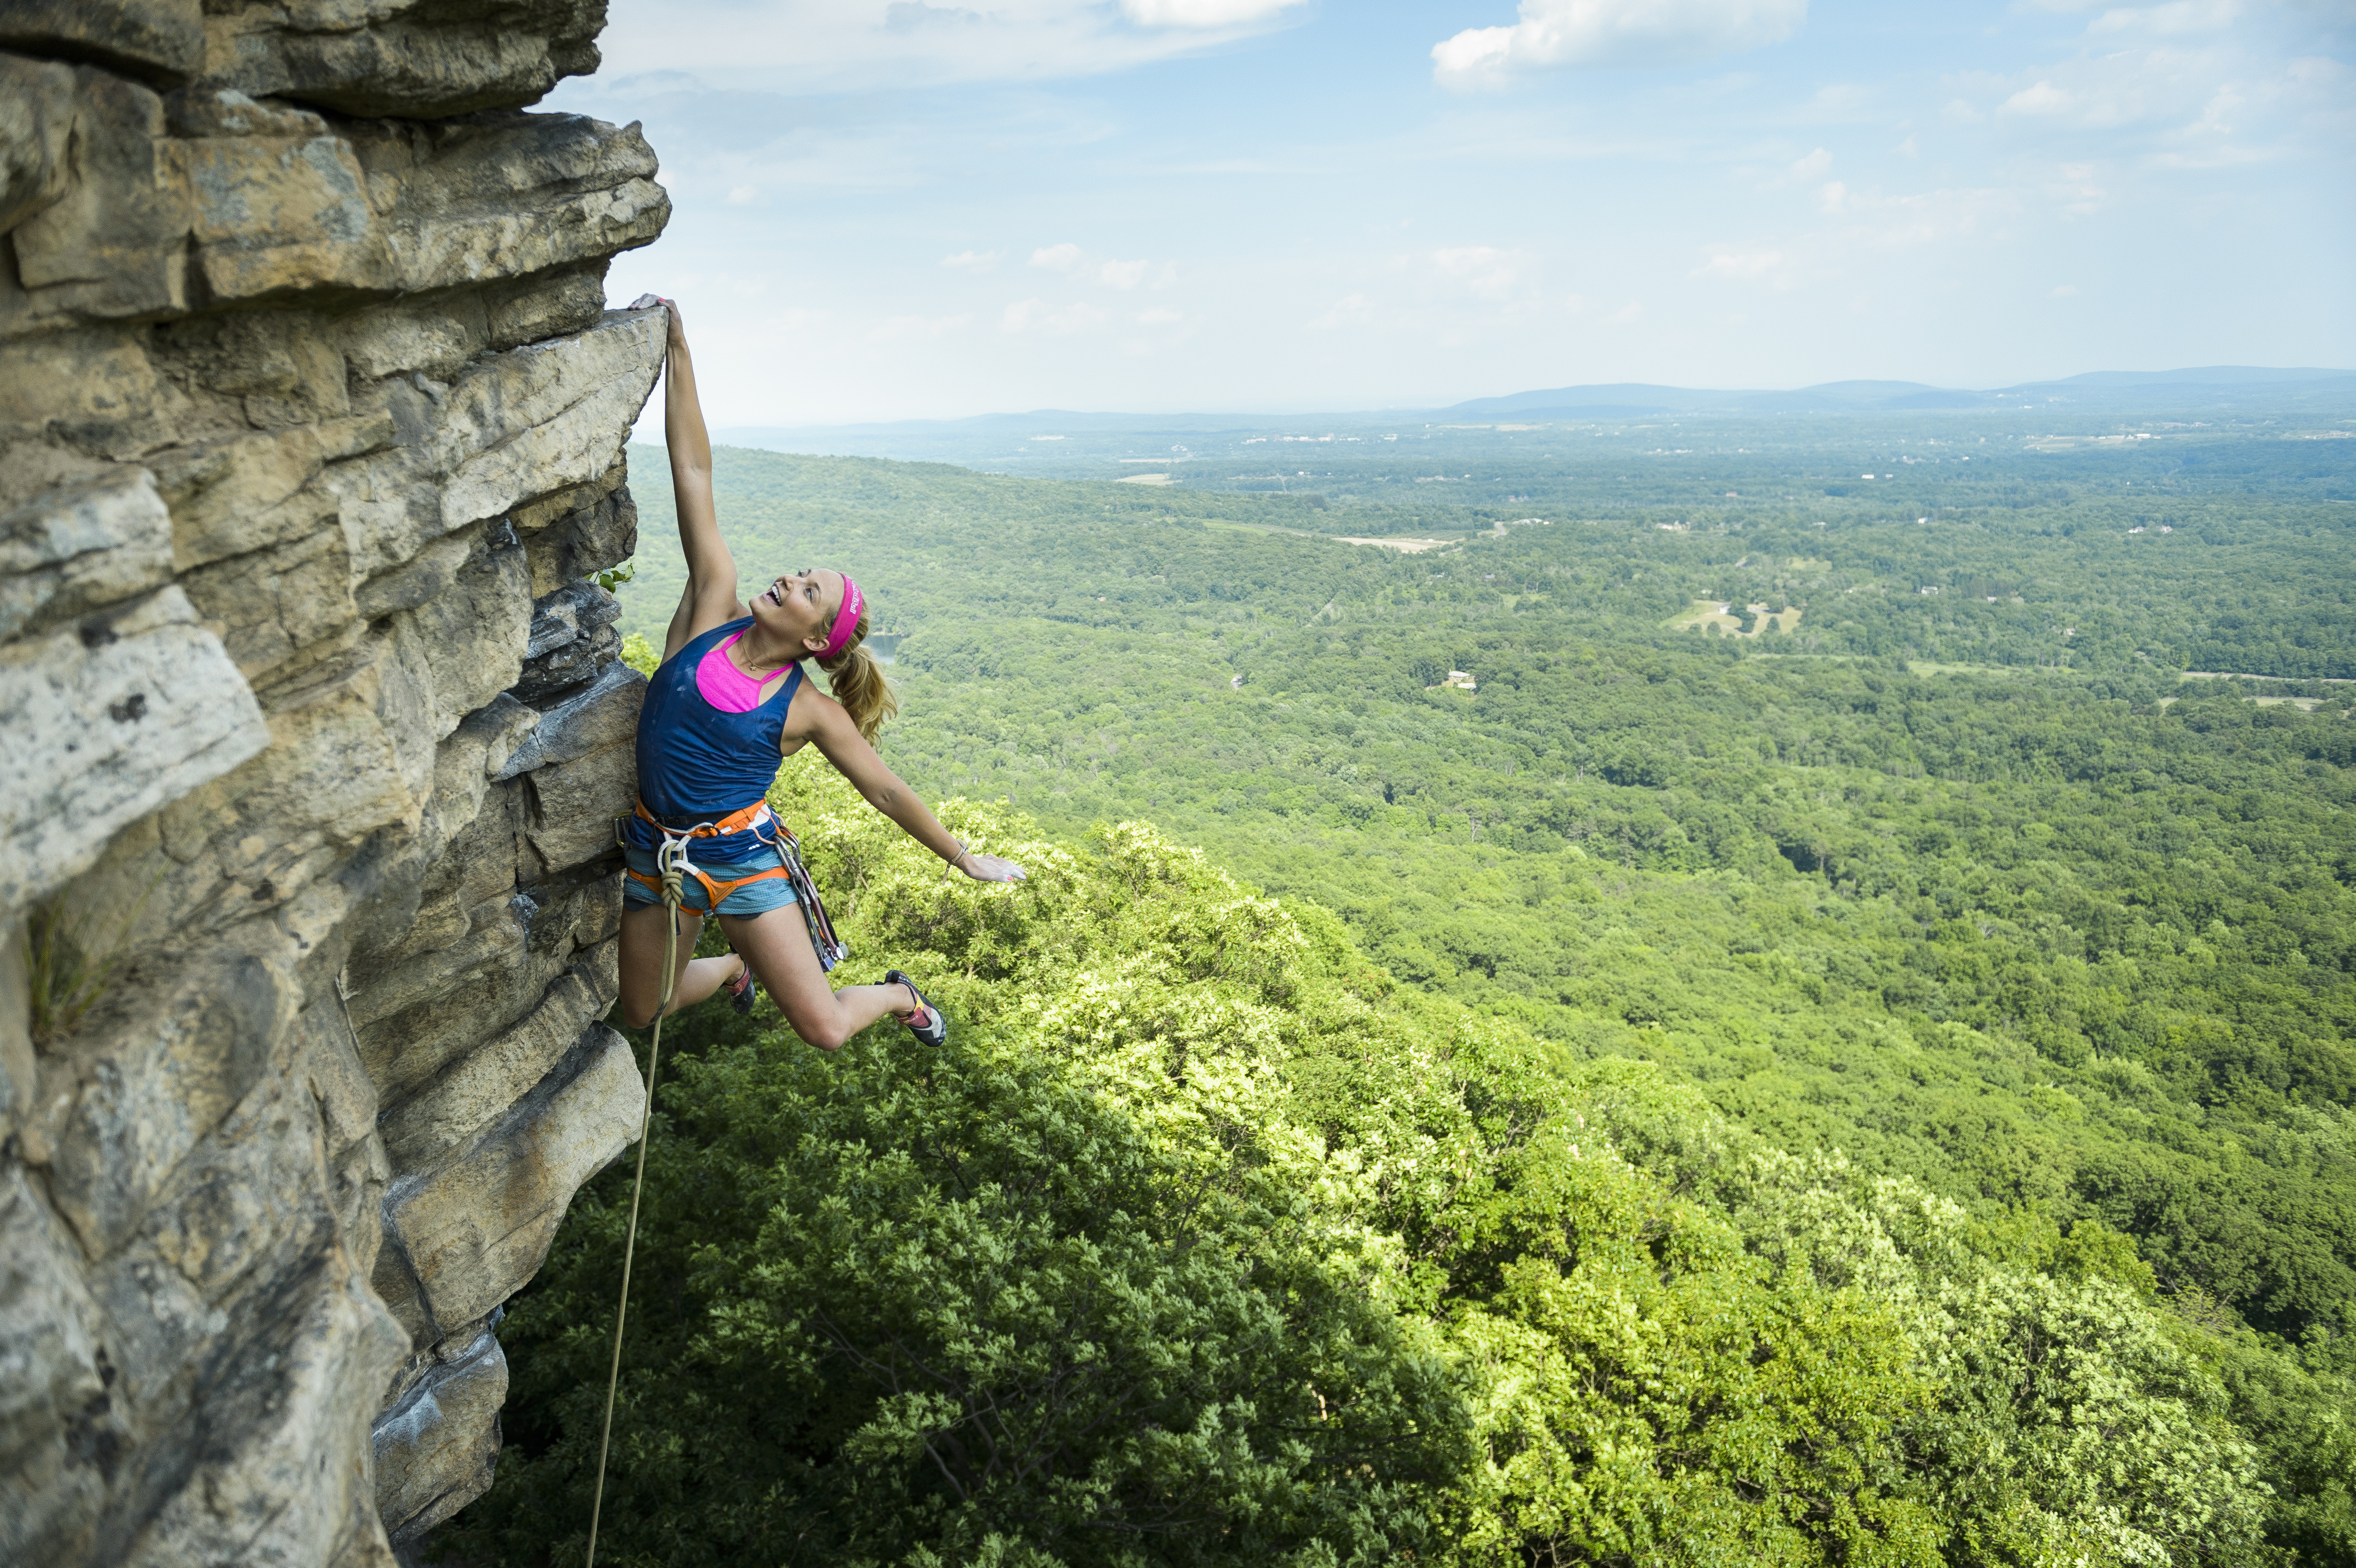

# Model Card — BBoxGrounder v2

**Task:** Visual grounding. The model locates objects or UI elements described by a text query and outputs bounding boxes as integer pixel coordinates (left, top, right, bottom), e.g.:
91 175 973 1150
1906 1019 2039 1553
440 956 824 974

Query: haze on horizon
558 0 2356 428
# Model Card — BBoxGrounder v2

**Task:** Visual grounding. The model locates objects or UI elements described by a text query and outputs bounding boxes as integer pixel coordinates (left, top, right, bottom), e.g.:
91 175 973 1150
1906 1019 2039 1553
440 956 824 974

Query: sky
548 0 2356 425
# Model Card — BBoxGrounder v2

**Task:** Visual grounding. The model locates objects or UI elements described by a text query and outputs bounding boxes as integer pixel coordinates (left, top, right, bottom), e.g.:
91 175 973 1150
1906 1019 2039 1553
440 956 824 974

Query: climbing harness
585 837 692 1568
622 797 848 970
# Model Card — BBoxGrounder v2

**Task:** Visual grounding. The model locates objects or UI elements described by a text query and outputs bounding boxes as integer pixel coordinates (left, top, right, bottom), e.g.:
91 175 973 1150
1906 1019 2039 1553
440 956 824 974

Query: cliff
0 3 670 1560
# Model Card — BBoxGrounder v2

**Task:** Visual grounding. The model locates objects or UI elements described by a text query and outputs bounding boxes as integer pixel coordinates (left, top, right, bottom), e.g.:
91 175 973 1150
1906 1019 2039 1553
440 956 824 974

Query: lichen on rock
0 3 671 1560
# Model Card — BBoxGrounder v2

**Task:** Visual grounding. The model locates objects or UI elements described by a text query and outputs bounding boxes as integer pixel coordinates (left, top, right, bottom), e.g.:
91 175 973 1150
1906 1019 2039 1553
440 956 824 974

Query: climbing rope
585 837 691 1568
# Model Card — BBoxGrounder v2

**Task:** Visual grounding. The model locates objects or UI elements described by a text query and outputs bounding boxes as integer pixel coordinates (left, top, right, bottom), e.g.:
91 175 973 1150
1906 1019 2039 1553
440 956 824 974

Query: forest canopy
465 416 2354 1565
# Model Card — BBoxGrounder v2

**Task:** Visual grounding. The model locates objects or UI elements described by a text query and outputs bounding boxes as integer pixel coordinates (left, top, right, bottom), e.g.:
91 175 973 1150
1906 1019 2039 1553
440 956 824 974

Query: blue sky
550 0 2356 425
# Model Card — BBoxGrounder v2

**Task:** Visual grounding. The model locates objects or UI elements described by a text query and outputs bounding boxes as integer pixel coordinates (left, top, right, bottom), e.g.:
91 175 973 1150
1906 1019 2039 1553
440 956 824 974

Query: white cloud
764 307 834 332
885 3 984 31
2284 54 2346 93
1805 82 1874 116
1136 306 1185 324
1031 242 1084 270
2002 80 2080 118
726 184 761 205
2045 162 2110 215
1002 298 1112 334
1820 183 2019 249
941 249 1001 269
1984 36 2336 151
597 0 1307 92
1789 146 1831 178
1433 0 1808 88
2087 0 2242 36
872 312 974 340
1309 293 1377 329
2052 283 2080 295
1099 258 1150 288
1121 0 1302 26
1694 248 1782 278
1816 179 1846 213
1433 245 1532 299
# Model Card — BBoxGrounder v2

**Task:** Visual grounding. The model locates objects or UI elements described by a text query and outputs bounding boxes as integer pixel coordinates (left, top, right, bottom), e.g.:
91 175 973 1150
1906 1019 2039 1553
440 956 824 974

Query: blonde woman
614 297 1025 1048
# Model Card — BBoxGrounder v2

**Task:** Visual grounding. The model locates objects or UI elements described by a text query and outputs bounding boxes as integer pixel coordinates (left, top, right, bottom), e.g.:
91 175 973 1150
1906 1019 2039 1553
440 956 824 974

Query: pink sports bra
695 631 792 713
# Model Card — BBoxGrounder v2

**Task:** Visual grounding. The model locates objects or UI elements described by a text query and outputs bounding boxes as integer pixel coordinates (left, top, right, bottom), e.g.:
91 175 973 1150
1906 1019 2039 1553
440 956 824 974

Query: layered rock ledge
0 4 669 1560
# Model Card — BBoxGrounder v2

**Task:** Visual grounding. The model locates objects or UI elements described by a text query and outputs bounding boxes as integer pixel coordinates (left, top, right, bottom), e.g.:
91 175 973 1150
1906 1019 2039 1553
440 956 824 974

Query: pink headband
820 574 864 660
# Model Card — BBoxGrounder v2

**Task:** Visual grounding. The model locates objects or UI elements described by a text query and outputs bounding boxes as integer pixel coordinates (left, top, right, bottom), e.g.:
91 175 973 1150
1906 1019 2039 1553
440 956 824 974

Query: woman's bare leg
617 899 743 1029
719 907 919 1051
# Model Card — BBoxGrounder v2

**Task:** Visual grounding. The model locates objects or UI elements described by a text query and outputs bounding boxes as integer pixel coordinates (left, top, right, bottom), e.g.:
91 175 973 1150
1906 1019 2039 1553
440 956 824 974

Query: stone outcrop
0 3 669 1560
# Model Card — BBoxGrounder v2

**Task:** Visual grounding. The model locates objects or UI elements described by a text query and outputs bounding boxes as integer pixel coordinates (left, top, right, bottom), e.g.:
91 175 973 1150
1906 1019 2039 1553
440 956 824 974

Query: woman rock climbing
614 295 1025 1048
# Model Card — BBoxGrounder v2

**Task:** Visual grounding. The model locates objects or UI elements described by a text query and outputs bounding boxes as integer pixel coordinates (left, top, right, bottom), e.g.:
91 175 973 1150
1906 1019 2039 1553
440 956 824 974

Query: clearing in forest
1336 534 1455 553
1669 599 1802 636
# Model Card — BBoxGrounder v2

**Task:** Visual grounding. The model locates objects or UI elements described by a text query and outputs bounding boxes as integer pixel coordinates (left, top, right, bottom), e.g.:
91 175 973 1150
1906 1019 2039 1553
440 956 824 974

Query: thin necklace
731 631 795 677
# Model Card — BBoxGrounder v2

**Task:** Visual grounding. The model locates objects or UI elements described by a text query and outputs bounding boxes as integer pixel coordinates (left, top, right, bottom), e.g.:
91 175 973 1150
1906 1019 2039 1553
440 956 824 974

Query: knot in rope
656 833 692 906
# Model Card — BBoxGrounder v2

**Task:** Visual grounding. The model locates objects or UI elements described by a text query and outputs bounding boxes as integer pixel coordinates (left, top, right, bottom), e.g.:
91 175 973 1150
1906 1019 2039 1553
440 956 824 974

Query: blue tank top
629 617 803 861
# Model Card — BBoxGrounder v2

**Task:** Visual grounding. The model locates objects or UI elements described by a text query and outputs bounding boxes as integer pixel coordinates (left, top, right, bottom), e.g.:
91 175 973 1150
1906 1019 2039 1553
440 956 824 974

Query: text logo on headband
821 575 864 660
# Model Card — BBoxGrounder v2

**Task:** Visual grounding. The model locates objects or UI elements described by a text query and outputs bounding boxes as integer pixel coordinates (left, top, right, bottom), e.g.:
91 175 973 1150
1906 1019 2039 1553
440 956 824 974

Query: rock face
0 4 668 1560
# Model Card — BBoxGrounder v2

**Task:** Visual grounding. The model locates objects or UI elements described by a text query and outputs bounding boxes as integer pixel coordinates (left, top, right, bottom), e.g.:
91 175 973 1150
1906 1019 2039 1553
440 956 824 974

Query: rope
585 847 687 1568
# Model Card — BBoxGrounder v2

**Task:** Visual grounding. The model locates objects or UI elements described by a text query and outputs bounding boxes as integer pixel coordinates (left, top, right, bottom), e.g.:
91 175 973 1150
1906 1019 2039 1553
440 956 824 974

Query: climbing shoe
725 956 758 1015
886 969 947 1047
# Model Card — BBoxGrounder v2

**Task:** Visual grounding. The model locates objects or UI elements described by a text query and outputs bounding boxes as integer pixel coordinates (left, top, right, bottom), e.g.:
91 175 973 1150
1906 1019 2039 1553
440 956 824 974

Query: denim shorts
622 844 800 918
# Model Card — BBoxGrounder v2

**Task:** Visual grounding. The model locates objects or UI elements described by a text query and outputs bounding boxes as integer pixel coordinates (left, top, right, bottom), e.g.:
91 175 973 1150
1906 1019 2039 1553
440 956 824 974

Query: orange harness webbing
623 797 793 911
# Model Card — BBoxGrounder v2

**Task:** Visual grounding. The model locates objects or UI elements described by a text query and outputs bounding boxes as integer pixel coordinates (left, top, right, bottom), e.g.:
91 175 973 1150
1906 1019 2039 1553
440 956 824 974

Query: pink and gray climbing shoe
725 956 758 1015
885 969 946 1047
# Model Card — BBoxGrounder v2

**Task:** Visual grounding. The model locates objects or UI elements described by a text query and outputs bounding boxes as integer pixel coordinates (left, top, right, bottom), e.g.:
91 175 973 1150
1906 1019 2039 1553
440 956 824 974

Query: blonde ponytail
816 609 898 741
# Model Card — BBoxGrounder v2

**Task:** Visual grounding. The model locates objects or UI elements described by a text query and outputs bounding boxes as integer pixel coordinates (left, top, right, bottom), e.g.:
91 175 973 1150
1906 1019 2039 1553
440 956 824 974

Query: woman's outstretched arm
638 297 745 661
802 698 1027 881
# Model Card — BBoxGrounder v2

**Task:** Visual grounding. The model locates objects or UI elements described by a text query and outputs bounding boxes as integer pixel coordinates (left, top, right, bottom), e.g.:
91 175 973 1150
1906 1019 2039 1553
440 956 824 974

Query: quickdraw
618 797 849 970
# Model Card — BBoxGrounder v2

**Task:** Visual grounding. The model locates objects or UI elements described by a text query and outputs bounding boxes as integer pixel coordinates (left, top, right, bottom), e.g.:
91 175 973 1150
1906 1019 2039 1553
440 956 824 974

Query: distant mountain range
709 366 2355 449
1434 366 2356 419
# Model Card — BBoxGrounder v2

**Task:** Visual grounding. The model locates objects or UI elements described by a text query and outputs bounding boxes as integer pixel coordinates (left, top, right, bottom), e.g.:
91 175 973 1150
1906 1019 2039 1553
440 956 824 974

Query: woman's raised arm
637 297 744 661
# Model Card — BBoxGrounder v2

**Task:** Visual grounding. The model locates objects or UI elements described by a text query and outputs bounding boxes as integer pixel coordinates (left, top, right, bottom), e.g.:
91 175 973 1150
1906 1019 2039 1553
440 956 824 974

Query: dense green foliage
460 768 2294 1567
470 421 2356 1563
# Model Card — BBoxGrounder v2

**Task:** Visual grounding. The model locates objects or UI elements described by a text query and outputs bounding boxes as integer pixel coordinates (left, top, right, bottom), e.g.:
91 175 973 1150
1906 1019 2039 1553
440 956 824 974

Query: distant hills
709 365 2354 454
1435 366 2356 419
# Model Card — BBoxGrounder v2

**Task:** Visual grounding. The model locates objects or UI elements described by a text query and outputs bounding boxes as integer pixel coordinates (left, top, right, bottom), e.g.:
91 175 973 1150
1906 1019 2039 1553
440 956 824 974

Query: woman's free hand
954 850 1027 883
